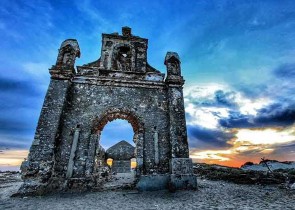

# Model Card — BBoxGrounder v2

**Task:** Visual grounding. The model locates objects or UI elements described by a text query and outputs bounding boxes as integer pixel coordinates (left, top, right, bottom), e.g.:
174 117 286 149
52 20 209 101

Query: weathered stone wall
112 160 131 173
167 86 189 158
106 141 135 174
18 79 72 195
106 140 135 160
54 83 171 177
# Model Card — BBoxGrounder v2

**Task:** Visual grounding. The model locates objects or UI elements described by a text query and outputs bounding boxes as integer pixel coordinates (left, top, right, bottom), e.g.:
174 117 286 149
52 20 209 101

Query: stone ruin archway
18 27 197 195
91 108 145 176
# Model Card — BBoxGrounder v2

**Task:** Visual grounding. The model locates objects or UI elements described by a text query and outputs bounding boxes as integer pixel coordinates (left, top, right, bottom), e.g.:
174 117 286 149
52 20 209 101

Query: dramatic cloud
0 149 28 171
188 125 233 149
220 103 295 129
0 75 45 151
0 76 41 97
190 126 295 167
184 84 272 128
274 63 295 78
234 127 295 146
185 82 295 166
0 134 31 149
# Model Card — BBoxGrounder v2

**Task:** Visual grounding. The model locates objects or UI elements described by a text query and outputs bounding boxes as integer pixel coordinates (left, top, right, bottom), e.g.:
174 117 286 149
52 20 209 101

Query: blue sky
1 0 295 169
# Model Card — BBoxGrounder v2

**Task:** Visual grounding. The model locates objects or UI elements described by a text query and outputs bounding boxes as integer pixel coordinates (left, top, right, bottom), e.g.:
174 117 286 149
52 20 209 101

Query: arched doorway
91 108 144 177
100 119 135 173
100 119 135 150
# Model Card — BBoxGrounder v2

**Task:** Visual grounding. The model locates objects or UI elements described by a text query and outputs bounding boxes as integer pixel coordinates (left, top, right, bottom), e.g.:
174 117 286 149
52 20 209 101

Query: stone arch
92 108 144 133
92 108 145 175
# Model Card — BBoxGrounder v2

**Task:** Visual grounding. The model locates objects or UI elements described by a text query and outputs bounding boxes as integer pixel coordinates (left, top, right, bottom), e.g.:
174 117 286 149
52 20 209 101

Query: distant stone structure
18 27 197 195
106 140 135 173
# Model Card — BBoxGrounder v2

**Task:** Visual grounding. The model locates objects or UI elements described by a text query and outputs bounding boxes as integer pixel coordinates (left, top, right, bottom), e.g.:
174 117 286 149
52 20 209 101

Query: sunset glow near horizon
1 0 295 170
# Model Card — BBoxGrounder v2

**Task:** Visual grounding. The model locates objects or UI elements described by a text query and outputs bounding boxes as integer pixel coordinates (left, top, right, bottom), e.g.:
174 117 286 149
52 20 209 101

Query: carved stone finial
164 52 180 65
165 52 184 85
55 39 80 69
50 39 80 79
164 52 181 75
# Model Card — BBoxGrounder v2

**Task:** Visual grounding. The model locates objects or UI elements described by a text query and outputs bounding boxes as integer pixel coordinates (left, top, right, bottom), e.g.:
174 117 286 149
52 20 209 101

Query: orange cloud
0 149 29 170
190 126 295 167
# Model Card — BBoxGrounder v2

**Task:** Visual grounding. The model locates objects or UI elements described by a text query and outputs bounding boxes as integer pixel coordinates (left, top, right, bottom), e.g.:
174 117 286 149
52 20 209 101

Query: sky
0 0 295 170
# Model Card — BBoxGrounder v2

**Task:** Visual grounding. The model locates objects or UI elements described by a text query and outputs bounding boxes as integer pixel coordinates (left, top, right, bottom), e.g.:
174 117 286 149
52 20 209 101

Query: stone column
18 39 80 195
154 129 159 165
166 86 189 158
165 52 189 158
66 127 81 178
18 77 72 195
22 79 71 176
136 132 144 176
165 52 197 190
85 133 100 175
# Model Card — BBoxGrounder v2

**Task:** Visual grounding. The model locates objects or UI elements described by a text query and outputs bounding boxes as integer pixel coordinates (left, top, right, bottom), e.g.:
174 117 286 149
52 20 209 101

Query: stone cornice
72 76 167 89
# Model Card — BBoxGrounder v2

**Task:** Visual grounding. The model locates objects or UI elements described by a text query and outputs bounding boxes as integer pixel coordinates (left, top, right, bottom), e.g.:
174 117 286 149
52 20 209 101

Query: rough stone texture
136 174 170 191
18 27 197 195
111 160 131 173
106 140 135 160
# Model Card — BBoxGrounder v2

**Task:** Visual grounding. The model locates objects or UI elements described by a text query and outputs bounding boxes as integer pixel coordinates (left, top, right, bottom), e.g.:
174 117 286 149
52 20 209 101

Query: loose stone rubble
17 27 197 195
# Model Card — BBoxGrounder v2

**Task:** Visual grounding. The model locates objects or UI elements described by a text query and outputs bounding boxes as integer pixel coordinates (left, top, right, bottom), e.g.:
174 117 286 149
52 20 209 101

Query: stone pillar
136 132 144 176
165 52 189 158
18 39 80 195
18 78 72 195
170 158 197 190
66 126 81 178
165 52 197 190
85 133 99 176
154 128 159 165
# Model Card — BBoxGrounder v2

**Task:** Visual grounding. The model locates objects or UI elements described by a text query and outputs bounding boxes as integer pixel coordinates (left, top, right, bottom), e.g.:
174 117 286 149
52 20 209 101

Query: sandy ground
103 172 136 190
0 174 294 210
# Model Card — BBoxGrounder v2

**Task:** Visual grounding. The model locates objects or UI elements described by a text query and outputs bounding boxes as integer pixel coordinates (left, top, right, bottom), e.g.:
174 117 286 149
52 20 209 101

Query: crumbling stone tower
19 27 197 195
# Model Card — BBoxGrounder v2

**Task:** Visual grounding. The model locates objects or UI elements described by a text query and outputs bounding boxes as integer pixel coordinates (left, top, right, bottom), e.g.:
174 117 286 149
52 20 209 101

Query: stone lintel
76 66 165 80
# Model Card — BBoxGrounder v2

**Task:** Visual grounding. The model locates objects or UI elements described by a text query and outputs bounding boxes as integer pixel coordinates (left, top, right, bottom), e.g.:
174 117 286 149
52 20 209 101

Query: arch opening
100 119 135 150
92 109 144 176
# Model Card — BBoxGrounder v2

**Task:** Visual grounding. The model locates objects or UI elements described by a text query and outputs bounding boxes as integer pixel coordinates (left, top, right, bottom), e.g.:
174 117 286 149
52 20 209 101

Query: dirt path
102 172 136 190
0 174 294 210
